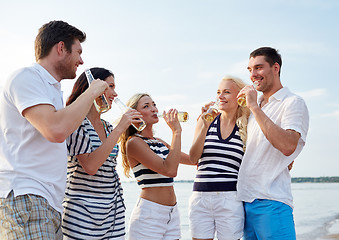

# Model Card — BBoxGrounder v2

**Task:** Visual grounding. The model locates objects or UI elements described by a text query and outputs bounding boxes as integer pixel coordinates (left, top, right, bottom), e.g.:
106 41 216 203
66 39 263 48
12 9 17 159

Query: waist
140 186 176 206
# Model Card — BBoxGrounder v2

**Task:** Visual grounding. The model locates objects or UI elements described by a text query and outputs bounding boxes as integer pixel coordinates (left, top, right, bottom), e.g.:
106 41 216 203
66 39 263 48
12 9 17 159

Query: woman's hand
199 101 216 128
162 109 182 134
116 108 144 132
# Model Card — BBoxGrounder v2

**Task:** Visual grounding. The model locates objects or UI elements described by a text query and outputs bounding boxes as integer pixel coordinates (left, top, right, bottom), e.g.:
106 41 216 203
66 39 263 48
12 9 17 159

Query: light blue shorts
243 199 296 240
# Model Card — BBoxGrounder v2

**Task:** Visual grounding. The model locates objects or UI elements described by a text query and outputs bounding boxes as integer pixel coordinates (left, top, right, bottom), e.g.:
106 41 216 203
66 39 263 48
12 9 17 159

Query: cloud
153 94 188 102
296 88 326 100
320 110 339 119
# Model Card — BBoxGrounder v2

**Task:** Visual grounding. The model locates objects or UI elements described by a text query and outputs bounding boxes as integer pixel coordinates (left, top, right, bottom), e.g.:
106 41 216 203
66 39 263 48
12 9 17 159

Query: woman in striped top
119 93 192 240
62 68 144 239
188 76 250 240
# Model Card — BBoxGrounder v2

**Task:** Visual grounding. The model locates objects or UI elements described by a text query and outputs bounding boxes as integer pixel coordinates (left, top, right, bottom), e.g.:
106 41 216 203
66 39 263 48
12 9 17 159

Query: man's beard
56 56 76 80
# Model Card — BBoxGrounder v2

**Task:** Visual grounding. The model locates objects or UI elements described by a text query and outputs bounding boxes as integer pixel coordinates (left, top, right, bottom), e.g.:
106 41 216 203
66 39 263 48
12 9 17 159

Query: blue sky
1 0 338 180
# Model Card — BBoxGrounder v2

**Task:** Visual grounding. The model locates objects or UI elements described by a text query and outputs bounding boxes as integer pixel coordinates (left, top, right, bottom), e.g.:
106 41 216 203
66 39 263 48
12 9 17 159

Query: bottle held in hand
85 69 111 114
158 111 189 122
237 81 258 107
204 100 219 122
114 98 146 131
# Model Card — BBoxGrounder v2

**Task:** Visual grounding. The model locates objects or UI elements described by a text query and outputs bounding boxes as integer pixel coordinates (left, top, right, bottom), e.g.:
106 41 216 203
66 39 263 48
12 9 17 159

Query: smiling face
217 79 240 113
103 75 117 107
56 39 84 80
247 55 279 94
136 96 159 124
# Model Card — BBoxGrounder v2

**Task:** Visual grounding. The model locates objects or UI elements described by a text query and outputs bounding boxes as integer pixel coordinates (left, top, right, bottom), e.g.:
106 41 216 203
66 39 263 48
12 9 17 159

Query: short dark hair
34 20 86 61
66 67 114 106
250 47 282 76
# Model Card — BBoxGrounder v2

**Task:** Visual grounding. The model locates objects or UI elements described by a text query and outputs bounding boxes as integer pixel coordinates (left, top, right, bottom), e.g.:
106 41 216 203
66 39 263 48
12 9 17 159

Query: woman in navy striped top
188 76 250 240
119 93 193 240
62 68 144 239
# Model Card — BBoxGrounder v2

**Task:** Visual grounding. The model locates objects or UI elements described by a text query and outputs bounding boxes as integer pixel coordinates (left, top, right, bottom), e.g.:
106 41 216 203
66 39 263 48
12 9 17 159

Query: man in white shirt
237 47 309 240
0 20 108 239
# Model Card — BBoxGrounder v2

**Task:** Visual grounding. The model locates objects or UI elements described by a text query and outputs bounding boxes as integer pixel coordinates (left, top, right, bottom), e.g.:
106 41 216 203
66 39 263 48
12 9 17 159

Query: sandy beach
319 220 339 240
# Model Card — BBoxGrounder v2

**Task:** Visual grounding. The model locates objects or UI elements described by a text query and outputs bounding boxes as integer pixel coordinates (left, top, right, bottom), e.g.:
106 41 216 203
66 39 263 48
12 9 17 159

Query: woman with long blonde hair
188 76 250 240
120 93 192 240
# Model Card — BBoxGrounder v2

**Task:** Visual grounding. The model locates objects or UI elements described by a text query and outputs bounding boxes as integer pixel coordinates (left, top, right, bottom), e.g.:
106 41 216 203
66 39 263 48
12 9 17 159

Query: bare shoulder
126 136 148 151
154 137 170 148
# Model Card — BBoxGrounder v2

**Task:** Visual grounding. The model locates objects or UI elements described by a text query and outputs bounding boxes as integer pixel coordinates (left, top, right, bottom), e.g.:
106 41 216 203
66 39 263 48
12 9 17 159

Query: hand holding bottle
85 69 110 114
114 98 146 131
202 99 219 123
237 81 258 108
158 111 189 122
115 108 145 133
162 109 182 134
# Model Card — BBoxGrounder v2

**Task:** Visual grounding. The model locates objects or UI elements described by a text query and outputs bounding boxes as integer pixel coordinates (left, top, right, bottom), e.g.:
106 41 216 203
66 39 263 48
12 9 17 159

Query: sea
121 181 339 240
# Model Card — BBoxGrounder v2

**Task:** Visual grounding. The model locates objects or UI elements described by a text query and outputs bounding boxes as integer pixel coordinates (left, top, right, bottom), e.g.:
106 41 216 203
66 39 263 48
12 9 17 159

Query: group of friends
0 20 309 240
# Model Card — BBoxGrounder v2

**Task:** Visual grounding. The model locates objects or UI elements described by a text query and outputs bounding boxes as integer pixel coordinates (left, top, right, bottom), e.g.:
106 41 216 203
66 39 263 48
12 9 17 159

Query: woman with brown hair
62 67 143 239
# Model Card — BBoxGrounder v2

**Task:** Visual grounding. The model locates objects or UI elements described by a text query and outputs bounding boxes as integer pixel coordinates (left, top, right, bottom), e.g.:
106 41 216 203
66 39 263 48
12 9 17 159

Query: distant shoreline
291 176 339 183
122 177 339 183
171 177 339 183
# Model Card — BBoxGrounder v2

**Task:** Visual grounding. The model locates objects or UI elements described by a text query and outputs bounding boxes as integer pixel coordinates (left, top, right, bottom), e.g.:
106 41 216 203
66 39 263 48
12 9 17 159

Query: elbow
281 145 297 157
44 127 69 143
188 151 199 165
83 166 98 176
86 170 98 176
166 169 178 178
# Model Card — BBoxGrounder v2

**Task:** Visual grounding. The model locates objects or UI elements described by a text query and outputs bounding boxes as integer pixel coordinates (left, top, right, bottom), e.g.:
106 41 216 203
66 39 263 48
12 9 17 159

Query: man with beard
236 47 309 240
0 20 108 239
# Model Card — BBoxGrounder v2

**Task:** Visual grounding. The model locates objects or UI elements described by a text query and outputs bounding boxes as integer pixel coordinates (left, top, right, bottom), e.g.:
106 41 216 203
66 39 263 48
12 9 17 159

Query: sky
1 0 338 180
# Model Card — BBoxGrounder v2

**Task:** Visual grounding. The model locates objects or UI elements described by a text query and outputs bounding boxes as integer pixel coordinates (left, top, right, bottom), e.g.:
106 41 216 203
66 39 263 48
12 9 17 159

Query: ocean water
121 182 339 240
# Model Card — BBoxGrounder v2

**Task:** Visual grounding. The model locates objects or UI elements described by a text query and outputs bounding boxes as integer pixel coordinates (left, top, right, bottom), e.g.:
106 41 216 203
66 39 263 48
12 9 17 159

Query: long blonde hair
119 93 150 178
221 76 250 149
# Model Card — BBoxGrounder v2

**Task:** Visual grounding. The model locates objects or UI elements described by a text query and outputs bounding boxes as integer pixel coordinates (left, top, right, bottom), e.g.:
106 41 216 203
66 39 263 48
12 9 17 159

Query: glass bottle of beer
204 100 219 122
114 98 147 132
158 111 189 122
85 69 111 114
237 81 258 107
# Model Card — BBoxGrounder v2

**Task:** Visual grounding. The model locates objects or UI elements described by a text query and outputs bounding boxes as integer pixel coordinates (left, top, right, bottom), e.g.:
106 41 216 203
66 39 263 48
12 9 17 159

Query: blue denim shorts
243 199 296 240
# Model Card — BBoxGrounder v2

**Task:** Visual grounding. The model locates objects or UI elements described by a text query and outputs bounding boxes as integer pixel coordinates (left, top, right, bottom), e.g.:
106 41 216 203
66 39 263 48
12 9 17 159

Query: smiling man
237 47 309 240
0 21 108 239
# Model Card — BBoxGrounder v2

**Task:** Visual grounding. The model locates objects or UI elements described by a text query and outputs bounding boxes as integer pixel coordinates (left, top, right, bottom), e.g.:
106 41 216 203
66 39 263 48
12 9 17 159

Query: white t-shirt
0 63 67 213
237 87 309 208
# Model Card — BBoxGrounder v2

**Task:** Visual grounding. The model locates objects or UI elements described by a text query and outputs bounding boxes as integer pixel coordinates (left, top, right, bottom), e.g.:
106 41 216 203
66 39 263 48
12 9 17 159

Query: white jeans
128 198 181 240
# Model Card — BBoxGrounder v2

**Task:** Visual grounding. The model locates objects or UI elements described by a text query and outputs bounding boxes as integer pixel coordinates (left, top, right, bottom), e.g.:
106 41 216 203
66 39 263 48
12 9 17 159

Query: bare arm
23 79 108 143
239 86 301 156
189 116 209 164
127 109 182 177
250 105 300 156
189 102 215 164
76 109 144 175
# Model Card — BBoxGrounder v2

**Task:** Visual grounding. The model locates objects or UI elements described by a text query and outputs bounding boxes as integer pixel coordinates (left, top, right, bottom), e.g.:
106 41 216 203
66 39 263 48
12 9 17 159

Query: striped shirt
193 115 244 192
62 118 125 239
132 134 174 188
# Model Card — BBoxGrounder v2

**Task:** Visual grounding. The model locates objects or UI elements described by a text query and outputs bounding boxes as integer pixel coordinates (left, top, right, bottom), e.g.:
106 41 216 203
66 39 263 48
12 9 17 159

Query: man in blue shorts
236 47 309 239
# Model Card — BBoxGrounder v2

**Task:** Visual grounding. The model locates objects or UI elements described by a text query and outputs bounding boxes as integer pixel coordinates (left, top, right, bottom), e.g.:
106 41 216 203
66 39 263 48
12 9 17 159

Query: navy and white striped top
193 115 244 192
132 134 174 188
62 118 125 239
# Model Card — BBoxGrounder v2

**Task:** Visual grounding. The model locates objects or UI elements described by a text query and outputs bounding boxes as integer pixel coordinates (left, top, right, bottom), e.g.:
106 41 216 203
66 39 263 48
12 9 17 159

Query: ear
273 62 280 75
56 41 66 56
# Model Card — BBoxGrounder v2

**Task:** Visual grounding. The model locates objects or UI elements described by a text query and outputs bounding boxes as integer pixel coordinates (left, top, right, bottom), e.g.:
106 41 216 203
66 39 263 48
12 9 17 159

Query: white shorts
189 191 244 240
128 198 181 240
